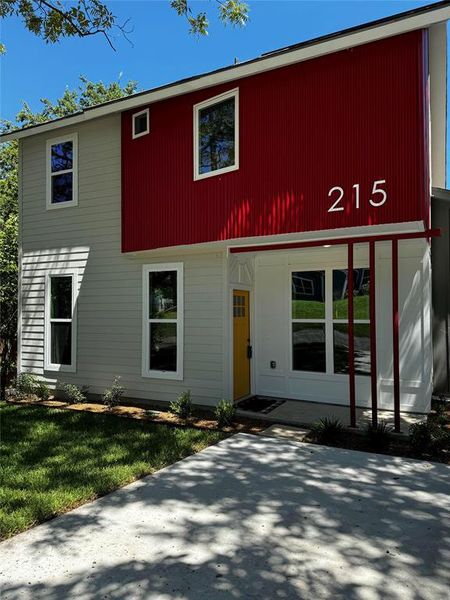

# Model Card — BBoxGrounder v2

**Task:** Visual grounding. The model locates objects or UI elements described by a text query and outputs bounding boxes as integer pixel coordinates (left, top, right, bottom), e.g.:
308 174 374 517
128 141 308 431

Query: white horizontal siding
20 114 226 406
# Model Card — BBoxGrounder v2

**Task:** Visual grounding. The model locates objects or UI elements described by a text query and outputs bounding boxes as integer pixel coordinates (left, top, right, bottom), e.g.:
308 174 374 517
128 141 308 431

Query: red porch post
369 241 378 427
392 239 401 433
348 243 356 427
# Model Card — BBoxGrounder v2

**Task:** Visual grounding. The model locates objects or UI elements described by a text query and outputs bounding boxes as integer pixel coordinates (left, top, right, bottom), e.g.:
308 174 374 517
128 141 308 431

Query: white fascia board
2 5 450 143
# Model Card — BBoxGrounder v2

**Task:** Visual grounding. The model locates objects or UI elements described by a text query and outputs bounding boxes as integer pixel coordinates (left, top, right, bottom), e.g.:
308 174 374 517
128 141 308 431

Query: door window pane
149 271 177 319
292 271 325 319
199 97 235 174
51 141 73 172
51 322 72 365
333 268 370 320
150 322 177 372
292 323 326 372
333 323 370 376
51 276 72 319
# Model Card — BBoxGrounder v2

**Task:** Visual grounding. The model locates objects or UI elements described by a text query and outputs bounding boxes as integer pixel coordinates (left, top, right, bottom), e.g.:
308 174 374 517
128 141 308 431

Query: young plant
13 372 39 397
35 381 51 401
60 383 89 404
366 421 392 450
310 417 343 444
169 390 193 420
215 399 235 427
102 376 124 410
409 422 433 454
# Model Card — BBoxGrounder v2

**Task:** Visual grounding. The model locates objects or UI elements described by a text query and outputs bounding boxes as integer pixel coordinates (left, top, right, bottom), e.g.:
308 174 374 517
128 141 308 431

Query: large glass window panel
333 323 370 376
50 322 72 365
50 276 72 319
51 173 73 204
292 271 325 319
51 141 73 172
198 97 235 174
292 323 326 372
149 271 177 319
333 268 370 320
150 322 177 372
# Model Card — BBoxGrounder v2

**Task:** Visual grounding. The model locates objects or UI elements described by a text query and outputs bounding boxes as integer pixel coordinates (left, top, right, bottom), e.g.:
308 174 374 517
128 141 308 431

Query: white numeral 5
369 179 387 207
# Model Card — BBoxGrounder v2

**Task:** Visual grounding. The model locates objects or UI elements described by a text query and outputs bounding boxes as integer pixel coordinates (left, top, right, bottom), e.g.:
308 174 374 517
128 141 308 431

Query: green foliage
59 383 89 404
409 420 450 455
366 421 392 450
169 390 193 419
102 376 124 410
311 417 344 443
0 76 137 399
170 0 248 35
215 399 235 427
0 402 225 539
35 380 51 401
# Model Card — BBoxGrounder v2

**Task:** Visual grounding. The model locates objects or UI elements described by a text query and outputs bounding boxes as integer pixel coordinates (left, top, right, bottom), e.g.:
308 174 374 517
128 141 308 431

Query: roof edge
2 1 449 143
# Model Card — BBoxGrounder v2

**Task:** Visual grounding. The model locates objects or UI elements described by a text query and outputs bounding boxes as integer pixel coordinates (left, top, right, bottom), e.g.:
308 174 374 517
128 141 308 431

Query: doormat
237 396 286 414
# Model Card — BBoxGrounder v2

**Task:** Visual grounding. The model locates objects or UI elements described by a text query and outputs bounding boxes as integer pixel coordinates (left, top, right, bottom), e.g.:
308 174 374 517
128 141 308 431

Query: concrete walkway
1 434 449 600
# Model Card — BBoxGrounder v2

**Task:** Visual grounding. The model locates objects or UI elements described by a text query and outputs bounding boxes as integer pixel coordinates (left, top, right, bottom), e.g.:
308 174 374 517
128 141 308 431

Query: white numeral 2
328 186 344 212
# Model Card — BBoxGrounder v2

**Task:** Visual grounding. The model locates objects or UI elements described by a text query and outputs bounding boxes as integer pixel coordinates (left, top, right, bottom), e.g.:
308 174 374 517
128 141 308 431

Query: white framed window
142 263 183 380
46 133 78 209
44 271 78 372
193 88 239 181
290 267 371 376
132 108 150 139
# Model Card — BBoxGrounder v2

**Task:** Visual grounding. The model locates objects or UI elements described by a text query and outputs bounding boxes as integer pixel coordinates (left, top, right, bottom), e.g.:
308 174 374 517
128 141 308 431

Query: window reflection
199 97 235 174
51 141 73 172
149 271 177 319
51 173 73 204
292 271 325 319
150 322 177 371
51 277 72 319
333 268 370 320
333 323 371 376
292 323 326 372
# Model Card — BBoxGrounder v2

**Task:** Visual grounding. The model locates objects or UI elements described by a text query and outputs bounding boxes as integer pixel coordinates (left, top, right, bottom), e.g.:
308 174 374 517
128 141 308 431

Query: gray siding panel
20 114 226 407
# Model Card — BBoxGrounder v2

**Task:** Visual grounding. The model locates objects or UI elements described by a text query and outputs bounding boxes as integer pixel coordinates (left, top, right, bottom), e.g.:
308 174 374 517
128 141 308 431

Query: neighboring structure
2 1 449 430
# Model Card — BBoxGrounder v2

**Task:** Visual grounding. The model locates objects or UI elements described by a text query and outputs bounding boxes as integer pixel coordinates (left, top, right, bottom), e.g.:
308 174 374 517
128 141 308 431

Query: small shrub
215 399 235 427
102 376 124 410
366 421 392 450
60 383 89 404
169 390 193 419
311 417 343 443
14 372 39 397
409 422 433 454
35 381 51 401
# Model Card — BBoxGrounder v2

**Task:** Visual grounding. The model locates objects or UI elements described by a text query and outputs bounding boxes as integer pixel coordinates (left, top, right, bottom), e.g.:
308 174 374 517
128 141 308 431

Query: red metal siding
122 30 429 252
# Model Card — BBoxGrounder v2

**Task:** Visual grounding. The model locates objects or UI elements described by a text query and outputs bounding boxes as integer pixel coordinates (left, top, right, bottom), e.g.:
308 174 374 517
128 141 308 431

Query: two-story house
3 2 450 431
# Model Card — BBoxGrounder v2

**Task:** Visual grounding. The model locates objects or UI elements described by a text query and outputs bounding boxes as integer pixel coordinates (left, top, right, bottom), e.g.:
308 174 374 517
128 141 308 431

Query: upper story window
132 108 150 139
46 133 78 210
193 88 239 180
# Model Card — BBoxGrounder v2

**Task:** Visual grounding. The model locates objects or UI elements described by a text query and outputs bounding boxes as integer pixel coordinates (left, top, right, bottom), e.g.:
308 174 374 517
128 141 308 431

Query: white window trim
46 133 78 210
142 263 184 380
44 270 78 372
132 108 150 139
193 88 239 181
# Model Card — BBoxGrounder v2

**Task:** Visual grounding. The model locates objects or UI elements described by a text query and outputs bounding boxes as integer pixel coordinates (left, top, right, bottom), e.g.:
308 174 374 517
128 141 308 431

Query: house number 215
328 180 387 213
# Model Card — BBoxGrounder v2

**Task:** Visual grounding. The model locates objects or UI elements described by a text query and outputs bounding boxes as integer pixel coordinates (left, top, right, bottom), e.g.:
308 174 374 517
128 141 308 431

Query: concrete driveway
1 434 449 600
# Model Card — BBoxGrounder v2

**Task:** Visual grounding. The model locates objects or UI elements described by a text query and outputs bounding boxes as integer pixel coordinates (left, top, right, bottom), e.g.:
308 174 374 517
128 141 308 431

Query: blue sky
1 0 448 179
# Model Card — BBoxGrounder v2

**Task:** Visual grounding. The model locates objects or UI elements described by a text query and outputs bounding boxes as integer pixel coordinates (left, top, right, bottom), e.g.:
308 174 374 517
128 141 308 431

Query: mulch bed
6 397 266 434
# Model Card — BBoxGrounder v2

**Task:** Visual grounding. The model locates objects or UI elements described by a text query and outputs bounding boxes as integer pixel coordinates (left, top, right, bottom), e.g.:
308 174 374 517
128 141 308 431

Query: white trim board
2 4 449 143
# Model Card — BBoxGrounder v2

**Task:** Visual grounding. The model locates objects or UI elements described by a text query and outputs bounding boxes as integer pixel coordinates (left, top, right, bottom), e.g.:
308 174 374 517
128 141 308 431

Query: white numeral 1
353 183 360 209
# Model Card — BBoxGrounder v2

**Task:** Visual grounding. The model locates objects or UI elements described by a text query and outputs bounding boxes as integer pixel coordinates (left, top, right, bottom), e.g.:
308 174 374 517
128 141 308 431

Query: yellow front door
233 290 251 400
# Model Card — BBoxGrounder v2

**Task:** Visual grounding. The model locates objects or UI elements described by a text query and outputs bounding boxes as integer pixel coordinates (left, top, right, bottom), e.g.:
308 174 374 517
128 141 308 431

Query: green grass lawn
0 402 226 540
292 296 369 320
